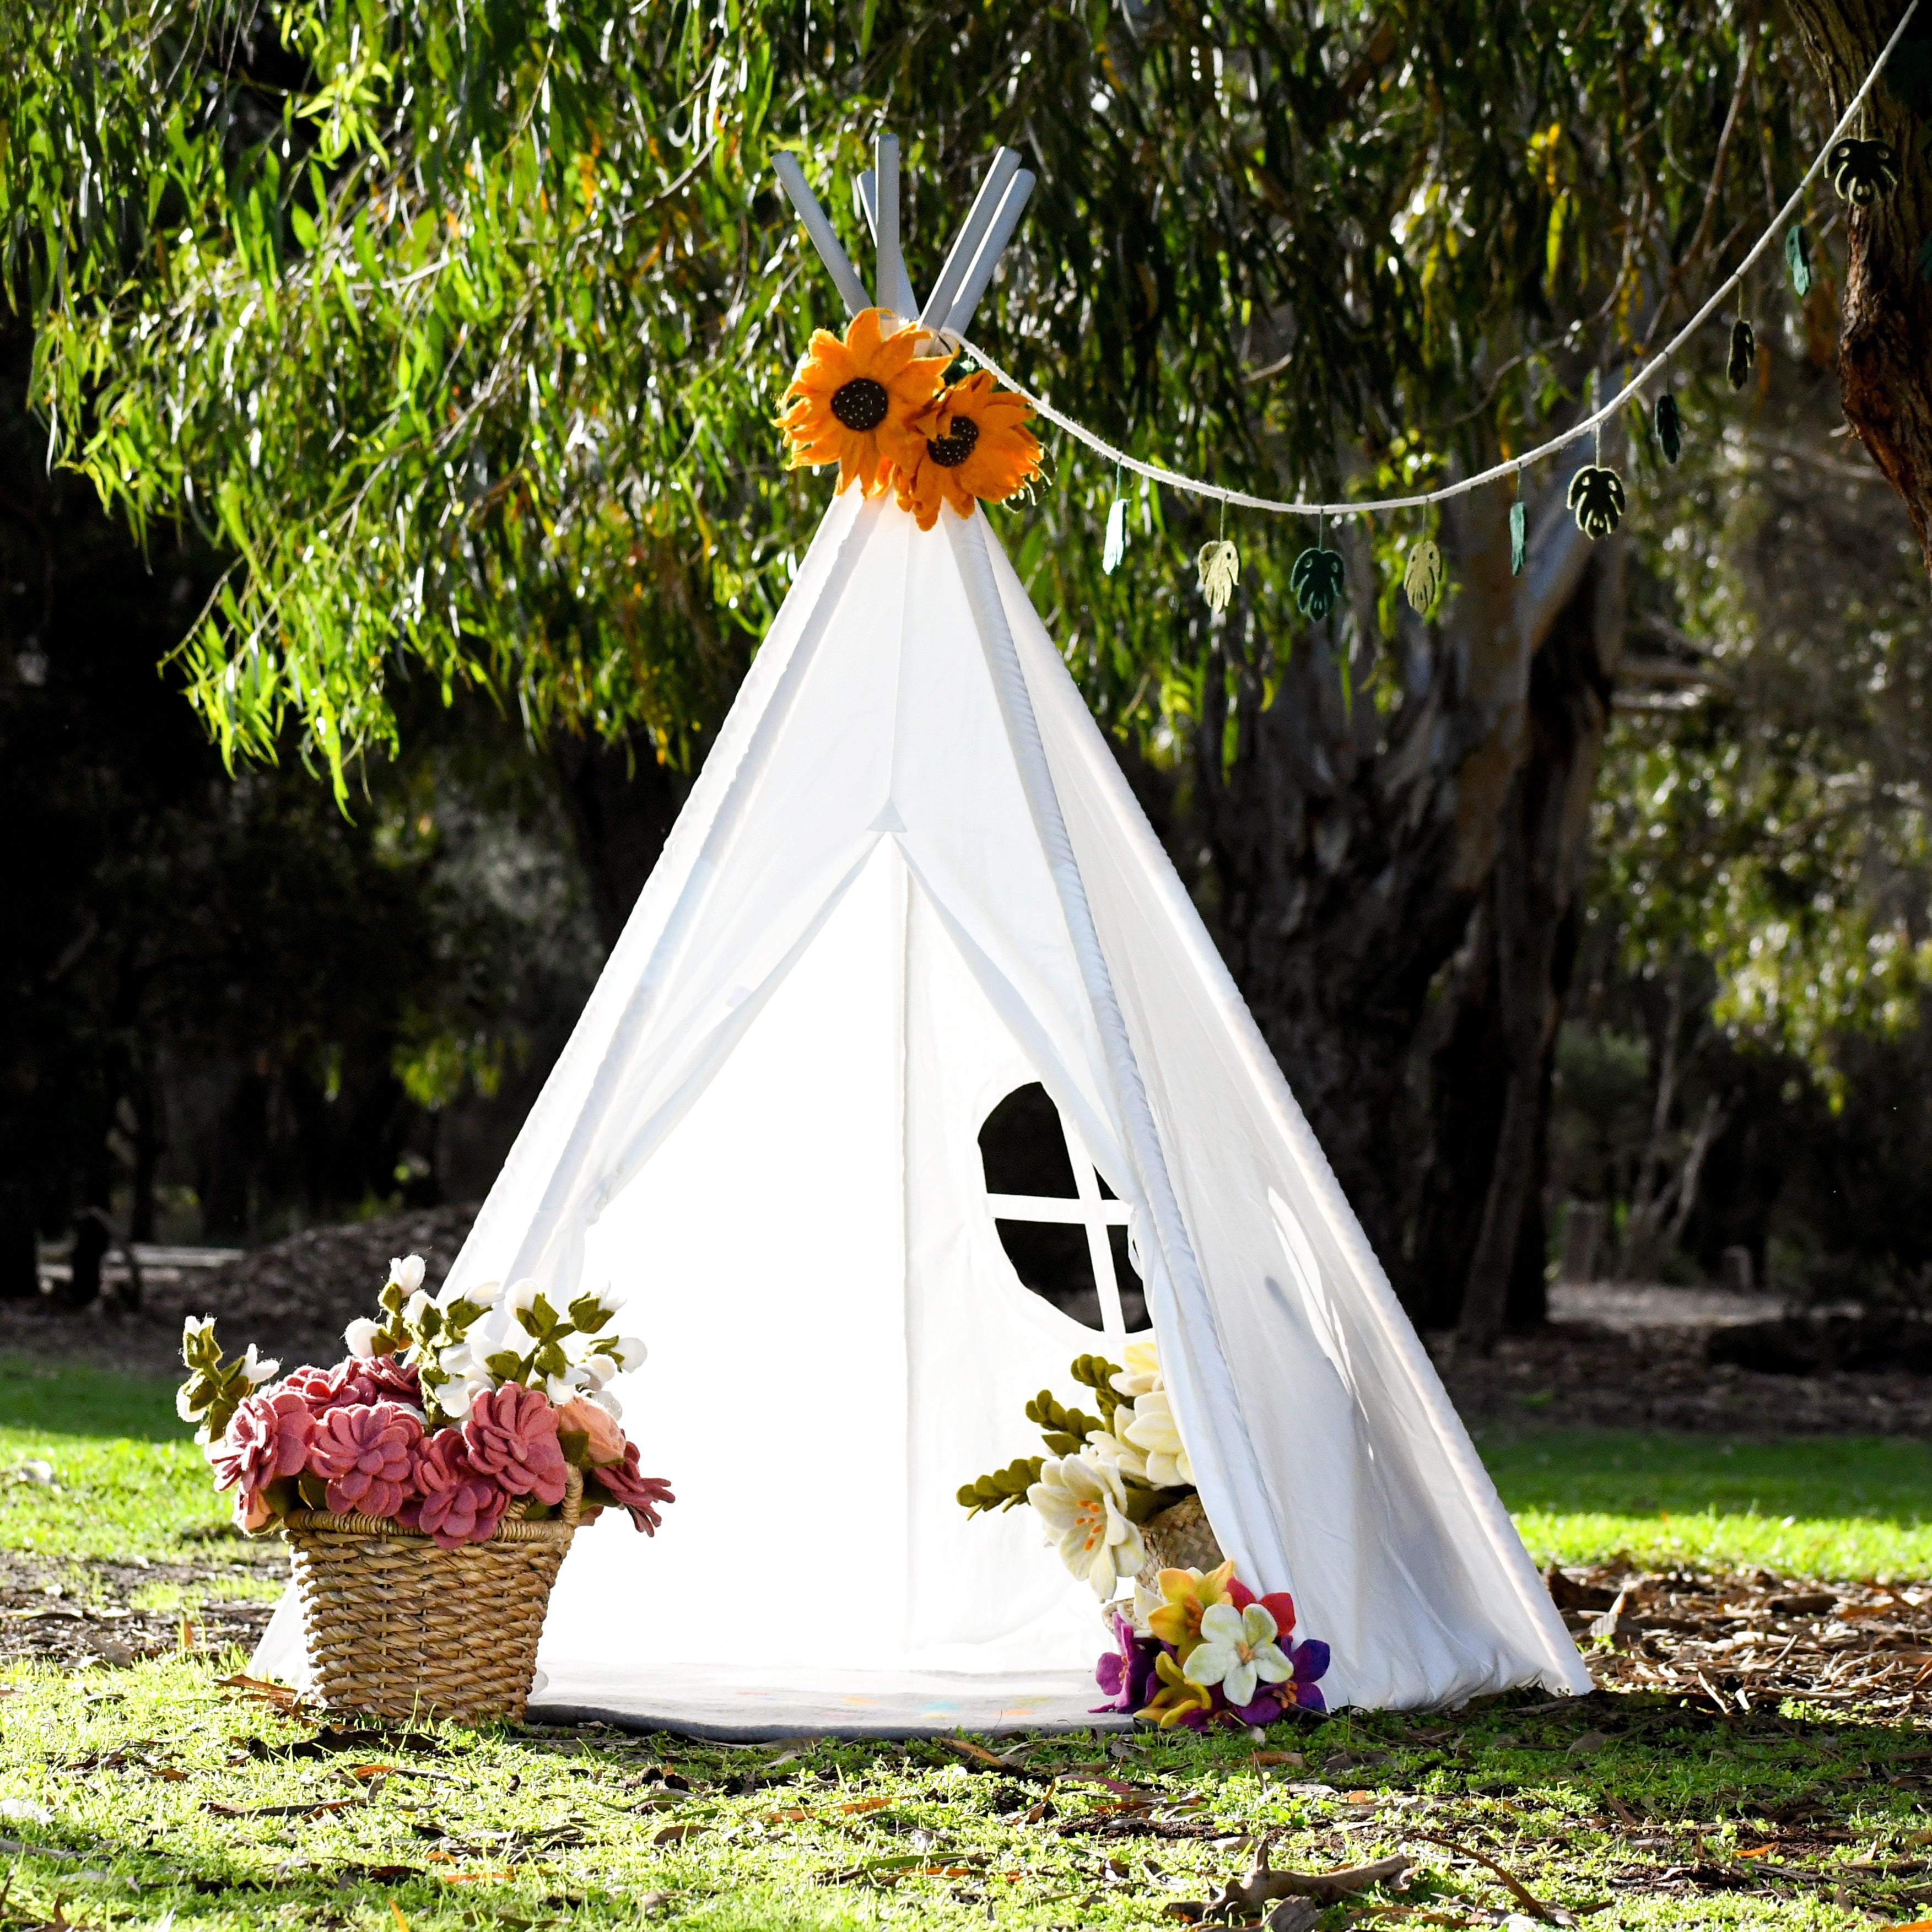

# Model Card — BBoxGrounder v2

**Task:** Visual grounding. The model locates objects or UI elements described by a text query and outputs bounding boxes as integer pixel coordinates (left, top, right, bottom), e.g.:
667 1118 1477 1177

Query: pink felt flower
207 1390 314 1500
554 1395 626 1467
587 1442 674 1535
282 1356 421 1417
461 1384 568 1505
305 1401 422 1518
397 1432 507 1551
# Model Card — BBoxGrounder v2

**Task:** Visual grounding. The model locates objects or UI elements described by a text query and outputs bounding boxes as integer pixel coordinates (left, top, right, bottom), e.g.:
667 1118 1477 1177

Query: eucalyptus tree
5 0 1913 1338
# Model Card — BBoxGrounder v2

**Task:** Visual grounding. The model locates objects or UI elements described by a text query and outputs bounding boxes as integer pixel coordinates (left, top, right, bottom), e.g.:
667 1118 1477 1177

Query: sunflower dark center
927 416 980 468
830 377 889 432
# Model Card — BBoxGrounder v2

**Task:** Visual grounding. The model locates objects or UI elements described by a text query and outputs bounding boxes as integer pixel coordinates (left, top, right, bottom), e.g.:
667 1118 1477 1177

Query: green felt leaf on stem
1290 544 1345 619
1655 392 1682 465
1728 317 1756 392
1510 498 1527 576
1566 464 1626 541
1827 137 1899 208
1785 226 1812 298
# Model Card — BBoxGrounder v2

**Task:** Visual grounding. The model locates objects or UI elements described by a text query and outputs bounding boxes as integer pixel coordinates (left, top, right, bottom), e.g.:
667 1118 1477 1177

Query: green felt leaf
1197 538 1239 613
1785 226 1812 299
1566 463 1626 541
1290 544 1345 619
1509 498 1526 577
1727 317 1756 392
1826 137 1899 208
1655 392 1682 466
1401 538 1443 614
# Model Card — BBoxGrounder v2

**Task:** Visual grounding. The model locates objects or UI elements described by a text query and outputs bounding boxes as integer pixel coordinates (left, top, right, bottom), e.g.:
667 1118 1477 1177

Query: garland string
937 0 1917 524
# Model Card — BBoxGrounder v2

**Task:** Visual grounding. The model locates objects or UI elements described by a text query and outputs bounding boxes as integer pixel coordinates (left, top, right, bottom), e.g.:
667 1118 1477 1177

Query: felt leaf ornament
1197 539 1240 613
1566 464 1626 541
1290 544 1345 620
1509 499 1527 578
1103 497 1129 575
1785 225 1812 299
1654 392 1682 466
1727 317 1756 392
1827 136 1899 208
1402 539 1443 613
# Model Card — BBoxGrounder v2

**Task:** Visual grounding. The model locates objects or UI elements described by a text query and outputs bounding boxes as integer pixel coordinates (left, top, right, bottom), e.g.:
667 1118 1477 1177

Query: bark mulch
1545 1561 1932 1717
1434 1321 1932 1437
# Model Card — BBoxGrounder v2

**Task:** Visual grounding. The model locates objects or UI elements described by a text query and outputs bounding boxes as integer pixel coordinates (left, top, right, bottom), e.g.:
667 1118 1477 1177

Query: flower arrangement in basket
960 1340 1327 1730
178 1255 673 1723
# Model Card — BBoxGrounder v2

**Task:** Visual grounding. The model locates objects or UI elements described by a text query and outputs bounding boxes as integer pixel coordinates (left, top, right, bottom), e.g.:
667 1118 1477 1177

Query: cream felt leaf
1401 538 1443 614
1197 538 1239 613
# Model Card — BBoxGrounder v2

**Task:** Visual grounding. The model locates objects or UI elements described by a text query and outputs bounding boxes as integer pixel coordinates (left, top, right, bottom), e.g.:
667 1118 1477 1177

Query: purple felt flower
1091 1610 1162 1714
305 1400 422 1518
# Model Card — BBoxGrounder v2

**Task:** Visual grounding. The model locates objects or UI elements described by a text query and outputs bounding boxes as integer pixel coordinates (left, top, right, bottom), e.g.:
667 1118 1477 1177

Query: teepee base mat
525 1661 1131 1741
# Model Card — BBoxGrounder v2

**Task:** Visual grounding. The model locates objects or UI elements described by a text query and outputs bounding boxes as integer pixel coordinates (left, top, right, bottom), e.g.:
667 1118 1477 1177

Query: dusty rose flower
207 1390 313 1500
305 1401 422 1518
588 1443 674 1535
397 1432 506 1551
554 1395 626 1467
282 1356 420 1417
462 1384 568 1505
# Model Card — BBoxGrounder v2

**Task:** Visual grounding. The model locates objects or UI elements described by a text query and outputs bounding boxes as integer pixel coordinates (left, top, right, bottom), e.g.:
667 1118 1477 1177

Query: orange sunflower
778 307 951 498
894 369 1042 530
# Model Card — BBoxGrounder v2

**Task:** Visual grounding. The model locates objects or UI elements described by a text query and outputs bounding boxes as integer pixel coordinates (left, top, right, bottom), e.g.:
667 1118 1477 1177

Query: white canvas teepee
255 139 1588 1734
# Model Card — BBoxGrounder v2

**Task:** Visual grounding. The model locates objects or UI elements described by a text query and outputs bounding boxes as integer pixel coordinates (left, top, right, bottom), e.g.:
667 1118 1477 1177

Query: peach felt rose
555 1395 625 1466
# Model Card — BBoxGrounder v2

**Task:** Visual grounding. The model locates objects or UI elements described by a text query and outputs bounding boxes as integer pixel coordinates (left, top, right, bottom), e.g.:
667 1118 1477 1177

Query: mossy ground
2 1357 1930 1930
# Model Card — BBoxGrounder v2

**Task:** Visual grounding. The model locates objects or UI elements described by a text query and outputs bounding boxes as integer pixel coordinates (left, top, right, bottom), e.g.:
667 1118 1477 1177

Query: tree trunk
1185 475 1621 1344
1783 0 1932 574
549 727 695 954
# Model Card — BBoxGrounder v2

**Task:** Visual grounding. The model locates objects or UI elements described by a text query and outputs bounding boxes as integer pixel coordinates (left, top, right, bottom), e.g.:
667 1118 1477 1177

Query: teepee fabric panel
980 528 1590 1706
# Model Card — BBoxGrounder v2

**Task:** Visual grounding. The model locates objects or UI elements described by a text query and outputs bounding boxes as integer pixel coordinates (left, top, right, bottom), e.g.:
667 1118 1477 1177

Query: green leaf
1654 392 1682 465
1727 318 1756 392
1509 498 1527 576
1290 545 1345 620
1784 226 1812 299
1566 464 1626 541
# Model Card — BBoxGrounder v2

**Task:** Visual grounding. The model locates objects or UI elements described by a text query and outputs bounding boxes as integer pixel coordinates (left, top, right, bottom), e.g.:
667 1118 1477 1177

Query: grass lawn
2 1355 1931 1930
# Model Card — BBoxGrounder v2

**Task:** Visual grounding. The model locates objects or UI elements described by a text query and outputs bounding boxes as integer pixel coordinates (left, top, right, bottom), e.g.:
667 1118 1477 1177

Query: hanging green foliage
1103 498 1129 575
1197 538 1239 613
1826 137 1900 207
1566 464 1626 541
1290 544 1346 620
1401 538 1443 614
1509 498 1527 577
1728 317 1757 392
1655 391 1682 466
1785 225 1813 298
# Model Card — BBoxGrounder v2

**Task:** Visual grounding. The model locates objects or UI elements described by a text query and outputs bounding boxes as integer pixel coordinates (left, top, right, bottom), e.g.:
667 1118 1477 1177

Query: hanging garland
924 0 1917 616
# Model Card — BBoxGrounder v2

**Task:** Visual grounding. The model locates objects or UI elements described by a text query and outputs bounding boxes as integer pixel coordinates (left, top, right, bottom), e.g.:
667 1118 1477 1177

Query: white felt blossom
1122 1389 1193 1488
343 1316 381 1359
389 1254 427 1294
1183 1601 1292 1708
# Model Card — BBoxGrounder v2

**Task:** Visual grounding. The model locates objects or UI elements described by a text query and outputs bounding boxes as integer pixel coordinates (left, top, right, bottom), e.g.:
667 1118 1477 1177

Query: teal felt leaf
1655 392 1682 465
1827 137 1899 208
1509 499 1526 577
1919 233 1932 285
1727 317 1756 392
1785 225 1812 299
1566 463 1626 541
1103 497 1128 575
1401 538 1443 613
1289 544 1345 619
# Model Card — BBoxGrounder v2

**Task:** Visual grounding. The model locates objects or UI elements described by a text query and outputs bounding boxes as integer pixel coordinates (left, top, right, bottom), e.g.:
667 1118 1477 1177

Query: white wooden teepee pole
946 506 1295 1598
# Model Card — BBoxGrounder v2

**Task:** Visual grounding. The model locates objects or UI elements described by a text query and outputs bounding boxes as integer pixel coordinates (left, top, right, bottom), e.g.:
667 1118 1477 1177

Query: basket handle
562 1463 582 1530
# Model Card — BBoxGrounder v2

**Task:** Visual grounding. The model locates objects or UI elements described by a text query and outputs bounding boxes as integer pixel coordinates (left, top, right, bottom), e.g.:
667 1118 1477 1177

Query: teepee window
978 1083 1148 1335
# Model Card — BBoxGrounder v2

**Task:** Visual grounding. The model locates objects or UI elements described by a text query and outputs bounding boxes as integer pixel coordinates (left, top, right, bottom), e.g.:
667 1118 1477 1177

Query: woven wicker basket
279 1467 581 1723
1135 1492 1223 1591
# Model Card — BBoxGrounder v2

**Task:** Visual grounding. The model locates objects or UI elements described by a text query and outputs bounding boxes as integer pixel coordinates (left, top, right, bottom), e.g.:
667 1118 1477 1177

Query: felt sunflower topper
778 309 1040 521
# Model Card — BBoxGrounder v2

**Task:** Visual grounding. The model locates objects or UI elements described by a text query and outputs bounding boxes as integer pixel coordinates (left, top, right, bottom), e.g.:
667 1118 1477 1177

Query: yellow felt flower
1136 1649 1215 1729
777 308 950 498
893 370 1041 529
1144 1560 1238 1661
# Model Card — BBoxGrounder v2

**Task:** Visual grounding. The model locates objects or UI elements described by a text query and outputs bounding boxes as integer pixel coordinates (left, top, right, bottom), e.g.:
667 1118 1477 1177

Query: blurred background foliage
1 0 1928 1321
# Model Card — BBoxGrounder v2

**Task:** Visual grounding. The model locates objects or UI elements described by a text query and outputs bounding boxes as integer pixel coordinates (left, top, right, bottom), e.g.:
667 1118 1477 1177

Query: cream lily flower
1028 1455 1147 1597
389 1254 427 1294
1081 1428 1148 1482
1122 1389 1193 1487
1116 1337 1164 1398
342 1317 381 1359
1182 1601 1293 1708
